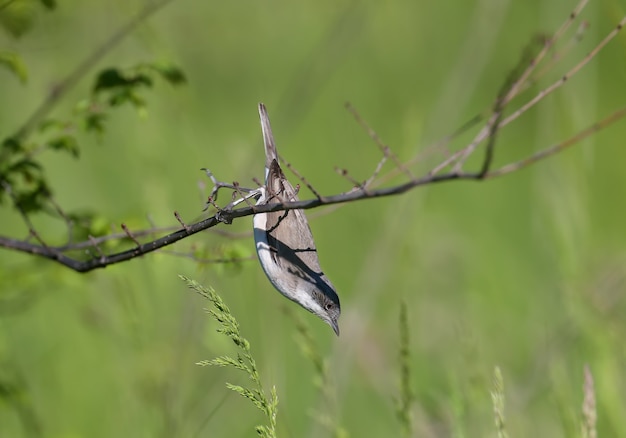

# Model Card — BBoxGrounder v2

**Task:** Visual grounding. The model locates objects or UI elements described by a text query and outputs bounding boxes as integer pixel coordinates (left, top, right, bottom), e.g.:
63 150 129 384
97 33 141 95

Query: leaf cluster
1 7 185 239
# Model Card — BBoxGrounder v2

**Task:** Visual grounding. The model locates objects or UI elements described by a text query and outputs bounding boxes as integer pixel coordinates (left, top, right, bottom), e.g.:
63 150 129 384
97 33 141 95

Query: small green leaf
93 68 153 93
150 62 187 85
0 0 37 38
62 210 111 242
39 0 56 10
38 118 65 133
2 137 23 153
93 68 127 92
0 51 28 83
14 181 51 213
9 158 41 174
8 159 43 184
83 112 107 134
87 214 112 238
107 89 127 107
74 98 90 112
48 135 79 158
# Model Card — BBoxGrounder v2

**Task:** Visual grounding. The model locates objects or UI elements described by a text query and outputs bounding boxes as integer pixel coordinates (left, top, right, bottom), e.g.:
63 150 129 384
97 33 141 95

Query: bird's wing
263 159 324 279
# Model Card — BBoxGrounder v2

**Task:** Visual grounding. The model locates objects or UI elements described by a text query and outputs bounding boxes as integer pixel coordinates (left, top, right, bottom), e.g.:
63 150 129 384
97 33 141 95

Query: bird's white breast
253 189 295 301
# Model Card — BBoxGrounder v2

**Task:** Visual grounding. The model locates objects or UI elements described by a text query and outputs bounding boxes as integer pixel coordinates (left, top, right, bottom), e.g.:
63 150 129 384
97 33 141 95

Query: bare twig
334 166 368 192
530 20 590 87
344 103 389 189
88 235 106 260
501 0 588 107
499 14 626 133
174 211 191 233
489 106 626 177
280 155 324 200
121 223 141 248
449 0 593 172
346 102 415 181
162 250 256 265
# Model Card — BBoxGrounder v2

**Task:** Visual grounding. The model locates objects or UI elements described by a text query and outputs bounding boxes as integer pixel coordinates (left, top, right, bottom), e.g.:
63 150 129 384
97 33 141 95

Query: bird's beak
329 319 340 336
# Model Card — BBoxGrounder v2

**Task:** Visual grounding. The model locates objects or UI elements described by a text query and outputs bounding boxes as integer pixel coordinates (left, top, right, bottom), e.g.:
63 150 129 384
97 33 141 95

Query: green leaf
61 210 111 242
38 118 65 133
0 0 37 38
38 0 56 10
106 89 128 106
0 51 27 83
93 68 152 93
83 112 107 134
8 159 43 184
150 62 187 85
92 68 127 92
48 135 79 158
14 181 51 213
9 158 41 174
2 137 23 153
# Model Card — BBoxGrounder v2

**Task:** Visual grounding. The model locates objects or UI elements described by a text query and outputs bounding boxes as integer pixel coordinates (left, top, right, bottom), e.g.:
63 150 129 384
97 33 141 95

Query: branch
3 98 625 273
1 0 625 273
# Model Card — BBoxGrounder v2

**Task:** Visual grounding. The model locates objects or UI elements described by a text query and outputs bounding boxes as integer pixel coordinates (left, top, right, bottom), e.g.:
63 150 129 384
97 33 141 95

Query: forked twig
499 14 626 131
449 0 594 172
280 155 324 200
346 102 415 181
489 106 626 177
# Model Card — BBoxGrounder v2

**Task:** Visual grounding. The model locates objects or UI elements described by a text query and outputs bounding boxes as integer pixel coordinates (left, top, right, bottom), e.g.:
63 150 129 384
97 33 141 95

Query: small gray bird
253 103 341 335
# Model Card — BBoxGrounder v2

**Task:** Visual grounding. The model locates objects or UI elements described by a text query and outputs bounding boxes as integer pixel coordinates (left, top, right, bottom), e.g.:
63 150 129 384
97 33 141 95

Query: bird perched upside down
252 103 341 335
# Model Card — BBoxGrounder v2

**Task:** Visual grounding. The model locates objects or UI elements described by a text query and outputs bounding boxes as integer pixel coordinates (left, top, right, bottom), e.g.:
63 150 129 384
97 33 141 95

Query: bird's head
297 278 341 336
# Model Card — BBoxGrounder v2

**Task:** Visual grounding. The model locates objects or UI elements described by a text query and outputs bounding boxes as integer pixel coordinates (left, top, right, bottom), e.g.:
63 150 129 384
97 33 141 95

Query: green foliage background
1 0 626 436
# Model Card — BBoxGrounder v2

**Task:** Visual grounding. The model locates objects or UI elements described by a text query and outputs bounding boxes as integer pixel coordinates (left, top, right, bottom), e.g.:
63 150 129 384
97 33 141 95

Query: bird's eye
325 303 333 311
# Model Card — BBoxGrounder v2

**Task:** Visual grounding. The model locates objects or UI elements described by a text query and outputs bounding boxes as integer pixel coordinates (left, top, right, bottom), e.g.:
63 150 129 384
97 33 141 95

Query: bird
252 103 341 336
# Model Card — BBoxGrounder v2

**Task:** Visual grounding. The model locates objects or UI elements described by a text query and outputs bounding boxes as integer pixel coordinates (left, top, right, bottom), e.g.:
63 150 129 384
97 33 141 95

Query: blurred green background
1 0 626 436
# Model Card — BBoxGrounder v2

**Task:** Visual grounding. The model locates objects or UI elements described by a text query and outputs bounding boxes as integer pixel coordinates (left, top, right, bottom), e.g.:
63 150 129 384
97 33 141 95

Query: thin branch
446 0 594 173
162 250 256 264
121 223 142 248
55 225 181 251
3 91 625 271
499 14 626 131
346 102 415 181
530 20 590 87
501 0 588 106
279 155 324 200
344 103 389 189
334 166 369 193
488 106 626 177
174 211 191 233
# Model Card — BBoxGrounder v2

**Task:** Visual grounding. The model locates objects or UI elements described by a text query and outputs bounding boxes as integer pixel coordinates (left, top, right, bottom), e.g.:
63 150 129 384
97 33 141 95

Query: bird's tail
258 103 278 178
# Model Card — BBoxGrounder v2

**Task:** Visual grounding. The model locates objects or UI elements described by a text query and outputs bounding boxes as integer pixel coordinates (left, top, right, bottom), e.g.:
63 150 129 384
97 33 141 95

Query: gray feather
254 103 341 335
